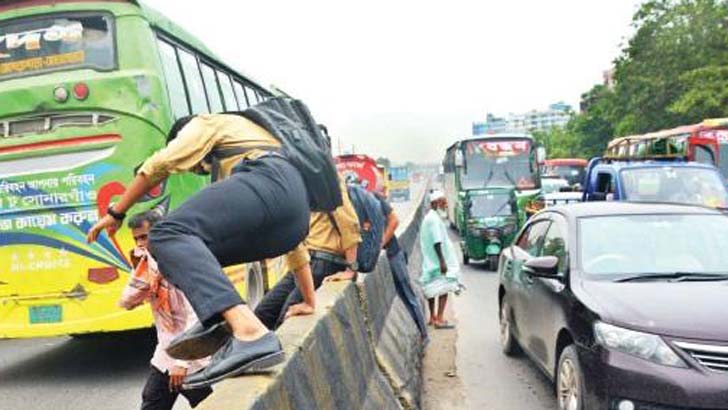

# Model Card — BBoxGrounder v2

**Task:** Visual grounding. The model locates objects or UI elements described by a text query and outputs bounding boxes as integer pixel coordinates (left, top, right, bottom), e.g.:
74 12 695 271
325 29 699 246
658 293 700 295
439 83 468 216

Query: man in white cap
419 189 463 329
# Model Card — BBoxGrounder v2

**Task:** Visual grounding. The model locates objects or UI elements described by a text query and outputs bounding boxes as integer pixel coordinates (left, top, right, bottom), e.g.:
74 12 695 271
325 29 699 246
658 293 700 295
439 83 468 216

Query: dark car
498 202 728 410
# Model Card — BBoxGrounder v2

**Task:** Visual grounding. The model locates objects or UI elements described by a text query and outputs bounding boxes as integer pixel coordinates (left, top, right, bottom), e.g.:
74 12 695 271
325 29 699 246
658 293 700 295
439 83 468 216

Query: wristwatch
107 205 126 221
347 261 359 272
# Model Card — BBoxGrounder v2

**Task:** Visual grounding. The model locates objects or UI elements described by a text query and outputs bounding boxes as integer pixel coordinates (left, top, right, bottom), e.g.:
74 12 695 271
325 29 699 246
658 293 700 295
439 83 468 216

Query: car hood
577 279 728 341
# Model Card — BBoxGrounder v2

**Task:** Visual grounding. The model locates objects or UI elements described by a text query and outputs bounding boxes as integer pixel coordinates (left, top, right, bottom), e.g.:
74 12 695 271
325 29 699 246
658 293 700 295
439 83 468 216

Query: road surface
455 260 556 409
423 227 557 409
0 181 426 410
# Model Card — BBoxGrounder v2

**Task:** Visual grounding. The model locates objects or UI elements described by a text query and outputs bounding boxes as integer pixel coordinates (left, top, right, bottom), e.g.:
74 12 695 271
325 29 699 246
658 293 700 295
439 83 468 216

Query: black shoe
166 320 231 361
182 332 285 390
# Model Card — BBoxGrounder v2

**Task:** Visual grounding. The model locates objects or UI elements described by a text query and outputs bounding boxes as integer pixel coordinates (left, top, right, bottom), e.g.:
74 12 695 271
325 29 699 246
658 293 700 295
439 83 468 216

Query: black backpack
226 97 342 212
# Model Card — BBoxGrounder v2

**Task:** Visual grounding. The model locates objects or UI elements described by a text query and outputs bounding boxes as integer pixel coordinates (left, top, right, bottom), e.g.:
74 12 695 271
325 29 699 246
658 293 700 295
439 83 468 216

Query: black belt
309 250 348 266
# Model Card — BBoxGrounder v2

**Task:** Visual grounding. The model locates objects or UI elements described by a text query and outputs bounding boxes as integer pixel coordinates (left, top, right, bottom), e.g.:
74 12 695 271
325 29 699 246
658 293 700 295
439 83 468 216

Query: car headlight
484 228 500 240
594 322 686 368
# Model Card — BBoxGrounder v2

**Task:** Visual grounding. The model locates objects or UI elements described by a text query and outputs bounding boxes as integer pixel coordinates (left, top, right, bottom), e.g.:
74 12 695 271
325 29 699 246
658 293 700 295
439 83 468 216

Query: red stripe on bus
0 134 121 155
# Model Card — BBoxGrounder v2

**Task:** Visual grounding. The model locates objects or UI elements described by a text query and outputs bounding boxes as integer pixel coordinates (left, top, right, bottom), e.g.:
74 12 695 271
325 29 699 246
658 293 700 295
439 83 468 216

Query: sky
145 0 641 164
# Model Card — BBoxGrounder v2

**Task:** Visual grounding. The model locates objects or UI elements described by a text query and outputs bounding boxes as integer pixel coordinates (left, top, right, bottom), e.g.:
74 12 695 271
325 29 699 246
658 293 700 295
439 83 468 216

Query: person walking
419 190 463 329
120 210 213 410
87 114 318 389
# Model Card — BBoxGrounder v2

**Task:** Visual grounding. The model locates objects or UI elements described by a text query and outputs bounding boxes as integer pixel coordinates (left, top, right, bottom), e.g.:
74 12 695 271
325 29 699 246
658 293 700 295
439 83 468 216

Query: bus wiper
484 168 494 187
616 272 728 283
504 169 517 187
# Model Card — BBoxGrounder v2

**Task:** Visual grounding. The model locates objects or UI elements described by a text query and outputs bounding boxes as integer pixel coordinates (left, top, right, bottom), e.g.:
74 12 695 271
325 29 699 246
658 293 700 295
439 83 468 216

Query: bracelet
107 205 126 221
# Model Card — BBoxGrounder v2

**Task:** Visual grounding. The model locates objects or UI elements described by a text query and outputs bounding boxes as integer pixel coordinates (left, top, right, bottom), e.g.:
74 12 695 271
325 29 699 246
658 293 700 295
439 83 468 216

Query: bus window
178 48 209 114
0 13 115 80
233 80 249 108
200 62 224 112
719 144 728 181
157 39 189 119
694 145 716 166
244 85 259 105
217 70 238 110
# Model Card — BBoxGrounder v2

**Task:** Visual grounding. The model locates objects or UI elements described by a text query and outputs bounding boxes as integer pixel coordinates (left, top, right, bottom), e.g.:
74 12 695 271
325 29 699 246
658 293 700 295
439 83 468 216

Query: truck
388 166 410 201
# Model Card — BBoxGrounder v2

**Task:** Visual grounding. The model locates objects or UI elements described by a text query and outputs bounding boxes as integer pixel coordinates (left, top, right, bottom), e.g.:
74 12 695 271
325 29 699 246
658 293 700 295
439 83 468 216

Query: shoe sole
182 350 286 390
167 322 231 361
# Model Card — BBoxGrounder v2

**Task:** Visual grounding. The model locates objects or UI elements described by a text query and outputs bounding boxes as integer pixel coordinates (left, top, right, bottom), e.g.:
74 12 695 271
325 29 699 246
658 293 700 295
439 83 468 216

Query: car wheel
245 262 265 310
557 345 585 410
499 297 520 356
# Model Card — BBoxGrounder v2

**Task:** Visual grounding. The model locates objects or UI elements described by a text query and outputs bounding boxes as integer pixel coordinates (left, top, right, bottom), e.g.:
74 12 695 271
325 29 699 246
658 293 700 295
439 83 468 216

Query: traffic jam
441 120 728 410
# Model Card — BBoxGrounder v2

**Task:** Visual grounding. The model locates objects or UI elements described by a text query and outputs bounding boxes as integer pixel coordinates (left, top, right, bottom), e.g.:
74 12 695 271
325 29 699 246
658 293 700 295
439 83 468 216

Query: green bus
0 0 283 338
442 135 543 269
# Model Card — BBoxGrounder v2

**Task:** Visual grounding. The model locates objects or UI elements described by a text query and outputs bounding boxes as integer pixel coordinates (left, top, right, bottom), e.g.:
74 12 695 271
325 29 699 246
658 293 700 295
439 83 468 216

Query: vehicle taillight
73 82 90 100
53 86 69 102
88 267 118 284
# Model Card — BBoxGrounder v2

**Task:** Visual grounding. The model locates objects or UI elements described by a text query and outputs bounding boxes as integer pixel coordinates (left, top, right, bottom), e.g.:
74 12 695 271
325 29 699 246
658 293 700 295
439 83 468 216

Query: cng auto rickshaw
456 187 521 270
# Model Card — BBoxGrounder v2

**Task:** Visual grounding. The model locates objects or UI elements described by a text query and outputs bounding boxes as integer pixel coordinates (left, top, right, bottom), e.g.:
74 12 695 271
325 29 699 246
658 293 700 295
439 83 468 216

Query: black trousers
149 156 310 324
254 256 347 329
141 366 212 410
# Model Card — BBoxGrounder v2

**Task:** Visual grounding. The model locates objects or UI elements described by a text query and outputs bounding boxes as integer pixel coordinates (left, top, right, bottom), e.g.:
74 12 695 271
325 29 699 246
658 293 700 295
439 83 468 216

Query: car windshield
579 214 728 277
620 167 728 208
545 165 585 186
470 193 512 218
0 13 115 80
461 139 535 190
541 177 569 194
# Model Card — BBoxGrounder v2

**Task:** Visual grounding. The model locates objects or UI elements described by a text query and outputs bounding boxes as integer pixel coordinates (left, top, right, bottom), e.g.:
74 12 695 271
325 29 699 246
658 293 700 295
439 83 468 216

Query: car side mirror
523 256 559 277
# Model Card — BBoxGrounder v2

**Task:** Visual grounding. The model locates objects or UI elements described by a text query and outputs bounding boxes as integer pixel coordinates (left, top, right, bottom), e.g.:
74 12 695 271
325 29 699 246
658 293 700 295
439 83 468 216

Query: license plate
29 305 62 324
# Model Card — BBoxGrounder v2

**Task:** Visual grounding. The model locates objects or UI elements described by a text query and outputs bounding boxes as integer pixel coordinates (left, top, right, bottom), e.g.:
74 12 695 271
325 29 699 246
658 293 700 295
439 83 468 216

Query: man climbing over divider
87 98 342 389
254 176 361 329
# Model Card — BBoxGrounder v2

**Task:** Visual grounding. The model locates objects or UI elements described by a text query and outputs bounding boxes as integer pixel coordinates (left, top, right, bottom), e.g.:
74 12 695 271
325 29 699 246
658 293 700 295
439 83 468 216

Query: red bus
606 119 728 181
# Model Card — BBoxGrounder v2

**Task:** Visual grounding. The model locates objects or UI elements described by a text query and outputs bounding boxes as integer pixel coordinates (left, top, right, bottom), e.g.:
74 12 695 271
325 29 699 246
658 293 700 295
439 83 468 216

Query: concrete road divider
199 185 428 410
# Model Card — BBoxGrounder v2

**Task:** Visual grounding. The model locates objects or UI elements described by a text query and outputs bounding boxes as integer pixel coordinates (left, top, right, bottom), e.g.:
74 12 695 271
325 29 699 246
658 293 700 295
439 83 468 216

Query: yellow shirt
137 114 311 270
306 178 361 256
138 114 280 185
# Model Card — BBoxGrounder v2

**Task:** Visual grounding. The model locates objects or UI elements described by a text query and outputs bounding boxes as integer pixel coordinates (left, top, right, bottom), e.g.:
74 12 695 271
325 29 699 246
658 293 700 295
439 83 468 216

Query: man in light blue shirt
419 190 463 329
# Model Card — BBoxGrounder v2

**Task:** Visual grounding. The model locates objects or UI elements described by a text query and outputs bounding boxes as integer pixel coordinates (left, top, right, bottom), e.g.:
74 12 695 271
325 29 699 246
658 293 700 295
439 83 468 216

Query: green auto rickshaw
457 187 521 270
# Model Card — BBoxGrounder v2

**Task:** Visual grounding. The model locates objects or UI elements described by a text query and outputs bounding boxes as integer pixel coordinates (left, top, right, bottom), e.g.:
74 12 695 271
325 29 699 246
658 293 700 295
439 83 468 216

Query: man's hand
169 366 187 391
285 302 315 319
87 214 121 243
440 262 448 275
324 269 357 283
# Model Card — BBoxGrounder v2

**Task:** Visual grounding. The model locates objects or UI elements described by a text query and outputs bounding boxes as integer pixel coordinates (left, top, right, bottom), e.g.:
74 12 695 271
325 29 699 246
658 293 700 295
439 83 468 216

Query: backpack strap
206 145 280 182
327 212 342 236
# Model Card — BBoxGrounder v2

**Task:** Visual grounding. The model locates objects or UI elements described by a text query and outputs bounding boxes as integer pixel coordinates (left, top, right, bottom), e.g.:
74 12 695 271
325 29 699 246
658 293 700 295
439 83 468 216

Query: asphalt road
0 182 426 410
454 247 557 409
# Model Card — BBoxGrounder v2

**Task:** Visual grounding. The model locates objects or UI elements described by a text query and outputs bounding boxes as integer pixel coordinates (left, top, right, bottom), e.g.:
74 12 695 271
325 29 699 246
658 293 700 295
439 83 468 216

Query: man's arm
382 211 399 248
434 242 448 275
284 244 317 318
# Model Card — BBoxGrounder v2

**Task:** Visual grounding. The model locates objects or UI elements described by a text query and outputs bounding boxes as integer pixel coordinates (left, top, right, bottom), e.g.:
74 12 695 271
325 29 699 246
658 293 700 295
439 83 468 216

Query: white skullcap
429 190 445 203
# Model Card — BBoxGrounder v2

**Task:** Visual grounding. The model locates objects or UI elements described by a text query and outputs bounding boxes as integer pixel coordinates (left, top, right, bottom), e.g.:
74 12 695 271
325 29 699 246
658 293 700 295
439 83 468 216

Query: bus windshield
461 139 535 190
621 167 728 208
0 13 115 79
470 193 512 218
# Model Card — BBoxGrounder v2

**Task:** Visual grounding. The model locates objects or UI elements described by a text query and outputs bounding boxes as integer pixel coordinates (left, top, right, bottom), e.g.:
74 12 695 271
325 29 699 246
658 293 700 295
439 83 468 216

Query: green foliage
552 0 728 159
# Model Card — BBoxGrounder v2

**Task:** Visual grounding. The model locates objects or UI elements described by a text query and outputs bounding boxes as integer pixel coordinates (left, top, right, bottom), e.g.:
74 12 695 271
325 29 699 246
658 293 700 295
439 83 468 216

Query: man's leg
427 298 436 325
141 367 178 410
254 273 298 329
437 293 448 324
388 251 428 339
